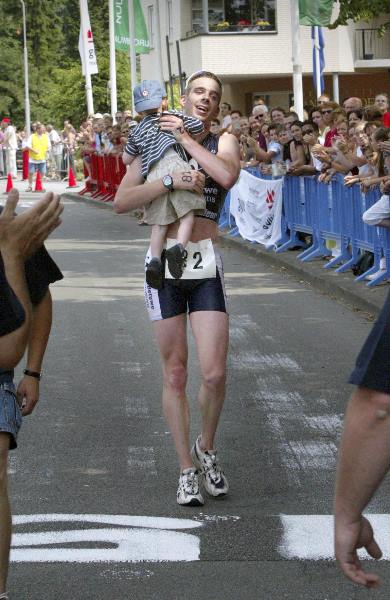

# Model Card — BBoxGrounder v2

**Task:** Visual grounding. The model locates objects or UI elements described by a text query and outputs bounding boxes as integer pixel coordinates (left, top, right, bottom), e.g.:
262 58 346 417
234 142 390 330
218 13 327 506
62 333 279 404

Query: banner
299 0 333 26
114 0 150 54
229 170 284 248
78 0 98 75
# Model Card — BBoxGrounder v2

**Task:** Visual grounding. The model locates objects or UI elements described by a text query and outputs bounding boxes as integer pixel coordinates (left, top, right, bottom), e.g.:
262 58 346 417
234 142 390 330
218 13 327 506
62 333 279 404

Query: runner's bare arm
159 114 240 190
113 155 205 214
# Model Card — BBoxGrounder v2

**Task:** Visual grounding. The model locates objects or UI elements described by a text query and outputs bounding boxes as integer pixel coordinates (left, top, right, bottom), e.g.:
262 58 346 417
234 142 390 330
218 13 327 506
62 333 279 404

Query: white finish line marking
11 514 203 563
280 514 390 560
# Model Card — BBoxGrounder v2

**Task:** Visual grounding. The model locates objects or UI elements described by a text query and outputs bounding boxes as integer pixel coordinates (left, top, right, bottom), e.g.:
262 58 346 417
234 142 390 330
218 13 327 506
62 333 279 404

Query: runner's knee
202 368 226 392
164 363 187 394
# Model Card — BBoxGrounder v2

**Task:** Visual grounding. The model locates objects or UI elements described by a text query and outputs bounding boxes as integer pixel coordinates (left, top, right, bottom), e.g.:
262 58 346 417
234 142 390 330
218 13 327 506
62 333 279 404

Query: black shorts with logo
349 289 390 394
144 248 228 321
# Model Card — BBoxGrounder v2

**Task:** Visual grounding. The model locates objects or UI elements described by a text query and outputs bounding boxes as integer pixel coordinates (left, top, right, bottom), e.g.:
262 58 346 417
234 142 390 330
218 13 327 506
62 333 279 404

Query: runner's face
181 77 221 123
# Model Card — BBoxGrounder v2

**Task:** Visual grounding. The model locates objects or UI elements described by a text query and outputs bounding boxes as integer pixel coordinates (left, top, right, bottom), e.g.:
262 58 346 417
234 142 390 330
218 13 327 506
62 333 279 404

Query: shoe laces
182 470 198 495
202 451 223 483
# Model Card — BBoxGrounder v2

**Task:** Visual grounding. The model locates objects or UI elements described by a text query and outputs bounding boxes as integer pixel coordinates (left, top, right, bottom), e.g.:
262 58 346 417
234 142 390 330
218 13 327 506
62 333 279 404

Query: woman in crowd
289 121 305 168
310 107 326 144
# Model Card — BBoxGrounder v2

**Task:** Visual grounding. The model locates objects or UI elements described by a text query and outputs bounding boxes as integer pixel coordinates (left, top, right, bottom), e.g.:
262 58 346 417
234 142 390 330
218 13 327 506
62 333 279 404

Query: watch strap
23 369 41 381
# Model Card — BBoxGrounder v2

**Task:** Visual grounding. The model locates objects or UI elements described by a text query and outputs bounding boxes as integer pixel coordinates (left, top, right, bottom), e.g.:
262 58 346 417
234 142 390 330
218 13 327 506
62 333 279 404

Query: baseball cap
133 80 165 113
94 113 103 119
1 117 10 123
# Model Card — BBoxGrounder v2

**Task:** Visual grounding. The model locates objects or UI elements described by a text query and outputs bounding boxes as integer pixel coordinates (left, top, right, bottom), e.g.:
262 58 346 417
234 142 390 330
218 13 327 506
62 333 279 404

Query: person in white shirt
46 125 63 177
220 102 232 130
1 119 17 179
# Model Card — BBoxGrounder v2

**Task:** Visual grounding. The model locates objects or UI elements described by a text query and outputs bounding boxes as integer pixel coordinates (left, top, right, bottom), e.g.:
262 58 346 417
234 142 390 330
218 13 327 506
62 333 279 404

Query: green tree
330 0 390 31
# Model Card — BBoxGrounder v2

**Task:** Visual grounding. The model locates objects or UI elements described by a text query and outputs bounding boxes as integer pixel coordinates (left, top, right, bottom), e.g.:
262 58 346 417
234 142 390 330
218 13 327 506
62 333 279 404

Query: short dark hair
220 102 231 111
271 106 286 116
185 71 223 96
268 122 283 134
231 109 242 117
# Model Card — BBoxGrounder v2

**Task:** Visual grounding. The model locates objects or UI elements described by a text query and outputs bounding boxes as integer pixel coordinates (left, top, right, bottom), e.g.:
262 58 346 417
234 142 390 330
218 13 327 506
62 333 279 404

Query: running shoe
165 243 186 279
177 468 204 506
191 435 229 497
145 257 163 290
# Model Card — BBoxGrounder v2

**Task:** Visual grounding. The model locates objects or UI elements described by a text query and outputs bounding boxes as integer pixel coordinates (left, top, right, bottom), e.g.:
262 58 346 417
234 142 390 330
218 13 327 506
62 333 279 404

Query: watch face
163 175 173 188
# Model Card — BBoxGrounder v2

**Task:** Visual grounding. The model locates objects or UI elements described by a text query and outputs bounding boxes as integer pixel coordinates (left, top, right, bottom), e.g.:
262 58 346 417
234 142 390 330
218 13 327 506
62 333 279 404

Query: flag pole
109 0 118 120
290 0 303 121
154 0 164 86
314 26 322 99
128 0 137 111
79 0 94 116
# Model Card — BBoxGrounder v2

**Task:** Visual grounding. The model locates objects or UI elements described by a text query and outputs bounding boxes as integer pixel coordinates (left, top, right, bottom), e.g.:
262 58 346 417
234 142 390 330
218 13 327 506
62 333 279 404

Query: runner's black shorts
349 289 390 394
144 247 228 321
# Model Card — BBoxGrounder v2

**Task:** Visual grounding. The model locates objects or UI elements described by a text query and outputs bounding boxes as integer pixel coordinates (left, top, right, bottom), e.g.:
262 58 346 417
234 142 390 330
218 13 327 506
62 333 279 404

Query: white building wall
140 0 387 82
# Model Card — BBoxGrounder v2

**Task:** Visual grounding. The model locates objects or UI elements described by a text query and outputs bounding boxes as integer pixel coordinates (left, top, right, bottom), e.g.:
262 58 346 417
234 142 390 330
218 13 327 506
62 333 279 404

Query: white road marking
11 514 202 563
279 514 390 560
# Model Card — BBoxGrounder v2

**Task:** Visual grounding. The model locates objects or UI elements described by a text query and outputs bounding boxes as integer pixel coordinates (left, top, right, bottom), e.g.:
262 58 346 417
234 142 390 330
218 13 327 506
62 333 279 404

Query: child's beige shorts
144 148 206 226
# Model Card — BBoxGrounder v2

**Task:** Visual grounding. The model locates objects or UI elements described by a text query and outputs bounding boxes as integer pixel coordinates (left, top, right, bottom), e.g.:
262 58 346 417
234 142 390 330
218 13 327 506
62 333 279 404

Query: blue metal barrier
219 169 389 286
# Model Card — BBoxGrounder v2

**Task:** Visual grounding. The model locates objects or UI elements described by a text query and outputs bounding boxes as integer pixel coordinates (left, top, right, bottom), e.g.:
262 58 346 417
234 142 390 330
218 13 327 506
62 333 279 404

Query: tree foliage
329 0 390 32
0 0 132 128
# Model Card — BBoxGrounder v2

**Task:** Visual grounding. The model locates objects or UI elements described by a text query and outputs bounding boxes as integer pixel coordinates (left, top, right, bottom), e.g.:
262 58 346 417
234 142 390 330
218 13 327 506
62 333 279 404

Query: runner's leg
190 310 229 450
153 314 193 470
0 434 11 595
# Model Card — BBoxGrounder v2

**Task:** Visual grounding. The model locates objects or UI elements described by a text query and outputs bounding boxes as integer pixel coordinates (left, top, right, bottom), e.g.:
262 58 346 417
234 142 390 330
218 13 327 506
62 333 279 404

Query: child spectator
123 80 205 289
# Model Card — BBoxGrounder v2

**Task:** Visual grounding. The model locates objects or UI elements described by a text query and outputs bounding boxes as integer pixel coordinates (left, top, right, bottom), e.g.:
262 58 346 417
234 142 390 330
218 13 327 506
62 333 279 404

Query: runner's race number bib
165 238 216 280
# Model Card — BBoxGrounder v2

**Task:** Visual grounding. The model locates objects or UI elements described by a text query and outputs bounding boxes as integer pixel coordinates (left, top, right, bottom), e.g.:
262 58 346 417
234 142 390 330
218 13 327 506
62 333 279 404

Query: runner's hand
335 515 382 587
171 170 205 195
159 113 187 142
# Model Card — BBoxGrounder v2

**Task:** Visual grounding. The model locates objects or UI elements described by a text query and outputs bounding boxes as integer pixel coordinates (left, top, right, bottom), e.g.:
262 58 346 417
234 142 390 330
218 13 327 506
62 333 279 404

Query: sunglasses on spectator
254 114 266 119
321 109 333 114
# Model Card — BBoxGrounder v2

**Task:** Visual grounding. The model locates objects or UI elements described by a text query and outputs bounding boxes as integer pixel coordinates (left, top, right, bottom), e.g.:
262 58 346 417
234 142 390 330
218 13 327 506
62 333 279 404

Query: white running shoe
177 468 204 506
191 435 229 497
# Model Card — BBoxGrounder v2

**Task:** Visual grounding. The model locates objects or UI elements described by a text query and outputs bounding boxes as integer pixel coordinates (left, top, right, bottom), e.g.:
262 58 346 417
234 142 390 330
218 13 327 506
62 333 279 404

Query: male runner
114 71 240 505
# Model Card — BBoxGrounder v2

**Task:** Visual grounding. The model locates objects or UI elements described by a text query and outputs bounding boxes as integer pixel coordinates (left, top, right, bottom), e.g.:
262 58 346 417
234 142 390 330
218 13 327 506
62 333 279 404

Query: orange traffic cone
67 166 77 188
5 173 13 193
34 171 43 192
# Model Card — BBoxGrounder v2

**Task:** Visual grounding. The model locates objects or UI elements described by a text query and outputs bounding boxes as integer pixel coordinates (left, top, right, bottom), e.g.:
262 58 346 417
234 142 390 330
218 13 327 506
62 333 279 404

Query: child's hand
171 170 205 195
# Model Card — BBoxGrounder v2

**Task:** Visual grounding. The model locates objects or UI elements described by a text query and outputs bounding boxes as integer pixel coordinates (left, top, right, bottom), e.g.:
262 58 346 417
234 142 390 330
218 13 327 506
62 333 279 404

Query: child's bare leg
176 211 195 249
150 224 168 259
165 211 196 279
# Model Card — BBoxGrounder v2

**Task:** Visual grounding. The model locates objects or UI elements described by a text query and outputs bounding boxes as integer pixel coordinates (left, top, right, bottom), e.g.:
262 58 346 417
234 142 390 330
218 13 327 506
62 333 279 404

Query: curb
220 231 387 317
62 192 387 317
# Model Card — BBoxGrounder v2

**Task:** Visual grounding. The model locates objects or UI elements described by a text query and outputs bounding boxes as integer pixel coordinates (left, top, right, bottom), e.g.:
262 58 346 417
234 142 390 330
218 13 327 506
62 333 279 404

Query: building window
147 5 155 48
167 0 174 40
191 0 277 34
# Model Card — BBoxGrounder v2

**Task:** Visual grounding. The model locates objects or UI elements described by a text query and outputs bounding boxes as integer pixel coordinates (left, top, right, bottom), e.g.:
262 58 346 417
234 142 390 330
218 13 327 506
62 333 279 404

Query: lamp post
19 0 31 135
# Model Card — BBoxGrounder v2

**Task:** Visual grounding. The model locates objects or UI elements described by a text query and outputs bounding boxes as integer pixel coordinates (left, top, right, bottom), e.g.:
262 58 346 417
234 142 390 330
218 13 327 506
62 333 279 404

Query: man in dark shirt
0 189 63 600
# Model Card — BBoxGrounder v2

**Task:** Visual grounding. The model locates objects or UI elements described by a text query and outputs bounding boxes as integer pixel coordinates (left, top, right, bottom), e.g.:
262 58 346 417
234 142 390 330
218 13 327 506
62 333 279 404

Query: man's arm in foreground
334 386 390 588
0 190 62 369
17 289 52 416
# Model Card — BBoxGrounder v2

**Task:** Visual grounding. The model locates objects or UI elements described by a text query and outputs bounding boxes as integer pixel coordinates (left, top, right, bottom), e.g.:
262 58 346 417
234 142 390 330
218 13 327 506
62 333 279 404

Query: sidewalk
63 190 388 317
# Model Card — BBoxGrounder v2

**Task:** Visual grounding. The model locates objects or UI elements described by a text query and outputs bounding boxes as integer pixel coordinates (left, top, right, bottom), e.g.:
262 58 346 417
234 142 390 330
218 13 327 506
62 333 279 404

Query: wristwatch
162 174 174 192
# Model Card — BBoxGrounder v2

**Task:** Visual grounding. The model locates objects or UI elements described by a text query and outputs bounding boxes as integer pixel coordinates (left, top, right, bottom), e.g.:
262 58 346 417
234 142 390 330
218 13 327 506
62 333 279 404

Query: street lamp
19 0 31 135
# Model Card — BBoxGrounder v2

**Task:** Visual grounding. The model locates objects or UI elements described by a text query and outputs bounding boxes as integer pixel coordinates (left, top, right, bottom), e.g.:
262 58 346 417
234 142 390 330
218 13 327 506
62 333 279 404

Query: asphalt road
6 194 390 599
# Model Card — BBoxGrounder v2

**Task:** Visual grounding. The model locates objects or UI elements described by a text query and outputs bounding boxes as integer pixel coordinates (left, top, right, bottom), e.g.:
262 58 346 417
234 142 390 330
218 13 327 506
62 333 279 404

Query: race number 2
165 239 216 279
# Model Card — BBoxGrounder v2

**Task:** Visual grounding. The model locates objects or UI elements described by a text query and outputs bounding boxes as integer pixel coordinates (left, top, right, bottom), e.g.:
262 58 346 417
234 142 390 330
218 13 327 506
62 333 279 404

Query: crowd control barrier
219 169 389 288
78 152 126 201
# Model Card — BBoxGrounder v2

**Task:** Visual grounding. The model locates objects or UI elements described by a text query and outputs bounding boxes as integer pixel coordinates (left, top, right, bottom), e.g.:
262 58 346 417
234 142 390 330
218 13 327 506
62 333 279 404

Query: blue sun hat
133 80 166 113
